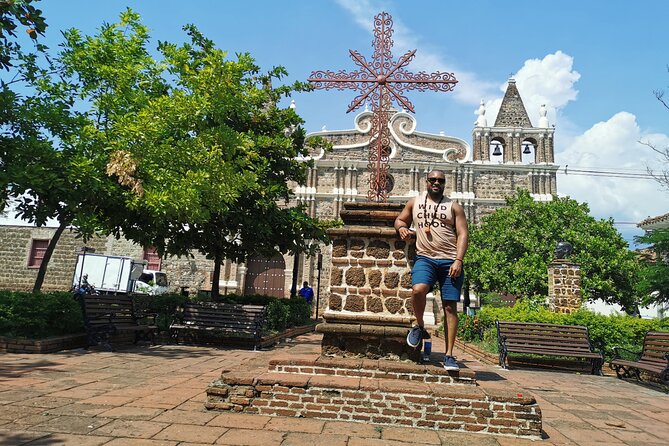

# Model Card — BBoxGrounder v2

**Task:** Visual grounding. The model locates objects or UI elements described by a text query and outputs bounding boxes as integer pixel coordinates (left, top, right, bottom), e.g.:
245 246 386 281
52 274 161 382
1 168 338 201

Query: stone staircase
206 353 542 438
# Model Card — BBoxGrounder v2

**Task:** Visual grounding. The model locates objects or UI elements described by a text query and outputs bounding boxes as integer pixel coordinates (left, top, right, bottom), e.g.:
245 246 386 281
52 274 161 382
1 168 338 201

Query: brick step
206 370 541 439
268 354 477 385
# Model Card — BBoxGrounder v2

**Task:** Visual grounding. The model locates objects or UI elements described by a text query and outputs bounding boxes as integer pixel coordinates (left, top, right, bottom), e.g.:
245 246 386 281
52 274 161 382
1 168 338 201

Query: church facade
0 81 559 300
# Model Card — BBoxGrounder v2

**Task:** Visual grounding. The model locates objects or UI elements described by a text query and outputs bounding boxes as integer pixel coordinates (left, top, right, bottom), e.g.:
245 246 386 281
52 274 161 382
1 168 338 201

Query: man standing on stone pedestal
394 170 469 370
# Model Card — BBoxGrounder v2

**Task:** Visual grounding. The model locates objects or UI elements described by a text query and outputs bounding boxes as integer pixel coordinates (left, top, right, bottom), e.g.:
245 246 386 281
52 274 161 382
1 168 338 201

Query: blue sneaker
407 325 423 348
443 355 460 371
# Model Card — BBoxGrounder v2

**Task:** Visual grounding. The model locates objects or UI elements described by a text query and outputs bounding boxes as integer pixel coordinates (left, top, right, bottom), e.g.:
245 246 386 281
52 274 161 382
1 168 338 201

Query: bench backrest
641 331 669 364
496 321 596 353
178 301 266 332
79 294 138 330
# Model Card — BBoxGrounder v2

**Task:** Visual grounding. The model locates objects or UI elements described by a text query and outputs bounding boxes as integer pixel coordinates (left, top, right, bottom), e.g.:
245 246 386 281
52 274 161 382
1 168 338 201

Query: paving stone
279 432 348 446
348 438 415 446
41 403 108 417
151 409 217 425
20 433 113 445
0 404 43 420
207 412 271 429
80 394 139 406
215 428 284 445
92 419 170 438
11 395 74 408
0 392 44 404
103 439 178 446
322 420 382 438
0 428 50 445
153 423 227 443
27 415 113 434
96 406 164 420
381 425 441 444
265 416 325 433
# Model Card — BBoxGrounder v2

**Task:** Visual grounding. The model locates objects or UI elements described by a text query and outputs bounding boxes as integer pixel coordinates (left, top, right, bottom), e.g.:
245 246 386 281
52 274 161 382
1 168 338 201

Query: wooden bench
77 294 157 351
170 301 267 350
496 321 603 374
609 331 669 384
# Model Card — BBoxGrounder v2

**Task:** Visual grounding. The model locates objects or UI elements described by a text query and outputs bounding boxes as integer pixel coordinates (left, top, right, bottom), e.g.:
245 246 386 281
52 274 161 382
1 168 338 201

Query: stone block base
317 321 420 362
205 354 542 439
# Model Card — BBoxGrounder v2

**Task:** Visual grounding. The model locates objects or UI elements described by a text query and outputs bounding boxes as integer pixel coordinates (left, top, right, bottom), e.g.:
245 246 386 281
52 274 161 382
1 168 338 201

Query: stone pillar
316 201 420 362
547 260 582 314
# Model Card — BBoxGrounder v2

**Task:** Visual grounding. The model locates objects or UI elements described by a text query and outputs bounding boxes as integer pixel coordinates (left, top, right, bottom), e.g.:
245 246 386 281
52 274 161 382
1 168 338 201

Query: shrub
286 297 312 327
467 298 669 359
133 293 188 331
0 291 84 338
212 293 312 333
265 299 290 331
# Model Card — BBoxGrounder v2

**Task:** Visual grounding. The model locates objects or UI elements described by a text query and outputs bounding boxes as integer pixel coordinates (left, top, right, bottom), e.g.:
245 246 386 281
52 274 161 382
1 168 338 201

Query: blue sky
10 0 669 242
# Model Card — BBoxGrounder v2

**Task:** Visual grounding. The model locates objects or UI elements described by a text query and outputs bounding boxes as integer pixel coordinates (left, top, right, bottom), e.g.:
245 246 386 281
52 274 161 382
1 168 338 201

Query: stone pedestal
204 200 544 439
547 260 582 314
316 202 420 361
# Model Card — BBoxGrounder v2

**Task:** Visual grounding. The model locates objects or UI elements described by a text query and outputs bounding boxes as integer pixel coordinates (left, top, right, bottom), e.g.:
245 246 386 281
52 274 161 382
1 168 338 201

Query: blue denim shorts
411 255 464 301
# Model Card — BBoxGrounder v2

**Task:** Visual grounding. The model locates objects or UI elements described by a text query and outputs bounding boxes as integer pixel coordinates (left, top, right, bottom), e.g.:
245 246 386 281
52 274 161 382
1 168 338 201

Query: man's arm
449 202 469 278
394 199 414 241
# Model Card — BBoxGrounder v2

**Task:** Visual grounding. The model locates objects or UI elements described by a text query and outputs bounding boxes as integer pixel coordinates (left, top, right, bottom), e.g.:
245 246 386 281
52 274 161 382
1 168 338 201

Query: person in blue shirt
298 281 314 305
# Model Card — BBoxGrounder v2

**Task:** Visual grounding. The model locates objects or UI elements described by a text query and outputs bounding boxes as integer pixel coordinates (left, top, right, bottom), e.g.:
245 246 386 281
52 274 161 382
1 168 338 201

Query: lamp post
315 253 323 320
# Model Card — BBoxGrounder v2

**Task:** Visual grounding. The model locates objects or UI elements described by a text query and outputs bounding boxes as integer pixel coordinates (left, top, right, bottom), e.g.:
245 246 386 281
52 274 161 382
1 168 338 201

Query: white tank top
412 191 458 260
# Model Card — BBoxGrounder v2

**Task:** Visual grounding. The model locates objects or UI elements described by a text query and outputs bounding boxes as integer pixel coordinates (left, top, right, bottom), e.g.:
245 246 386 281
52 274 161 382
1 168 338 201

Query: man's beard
427 188 444 199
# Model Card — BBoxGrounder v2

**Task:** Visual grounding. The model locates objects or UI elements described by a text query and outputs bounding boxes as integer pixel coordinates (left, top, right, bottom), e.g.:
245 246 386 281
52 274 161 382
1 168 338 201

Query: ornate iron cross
308 12 458 202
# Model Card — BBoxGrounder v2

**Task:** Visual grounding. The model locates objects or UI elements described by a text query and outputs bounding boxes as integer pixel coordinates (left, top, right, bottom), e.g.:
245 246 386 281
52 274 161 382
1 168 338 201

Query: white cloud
335 0 497 105
557 112 669 224
486 51 580 128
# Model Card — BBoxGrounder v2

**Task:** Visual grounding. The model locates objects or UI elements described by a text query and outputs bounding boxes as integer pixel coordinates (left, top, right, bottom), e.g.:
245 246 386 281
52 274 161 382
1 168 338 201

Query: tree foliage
467 190 639 311
3 9 332 297
635 227 669 306
0 0 47 70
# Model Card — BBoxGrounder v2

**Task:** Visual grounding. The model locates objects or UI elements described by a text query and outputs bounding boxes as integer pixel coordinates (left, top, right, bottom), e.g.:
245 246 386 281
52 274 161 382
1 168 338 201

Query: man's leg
407 256 436 348
411 283 431 328
438 261 464 370
443 300 458 357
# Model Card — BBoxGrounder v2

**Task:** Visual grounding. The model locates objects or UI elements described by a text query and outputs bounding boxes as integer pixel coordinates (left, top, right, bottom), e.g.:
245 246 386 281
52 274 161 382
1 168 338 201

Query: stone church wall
473 170 531 199
0 226 107 292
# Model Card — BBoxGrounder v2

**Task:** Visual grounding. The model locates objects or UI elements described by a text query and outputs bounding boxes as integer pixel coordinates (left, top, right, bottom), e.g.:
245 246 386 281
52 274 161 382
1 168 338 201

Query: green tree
0 0 47 70
1 10 156 292
3 10 330 296
635 227 669 306
467 190 639 312
15 10 330 298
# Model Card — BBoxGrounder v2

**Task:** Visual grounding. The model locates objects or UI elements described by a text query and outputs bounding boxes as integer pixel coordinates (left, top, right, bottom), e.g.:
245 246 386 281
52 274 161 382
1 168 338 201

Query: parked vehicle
72 253 169 295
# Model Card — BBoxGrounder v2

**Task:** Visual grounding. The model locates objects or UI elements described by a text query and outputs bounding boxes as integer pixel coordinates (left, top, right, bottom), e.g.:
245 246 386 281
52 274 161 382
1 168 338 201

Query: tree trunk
33 220 68 293
211 252 222 300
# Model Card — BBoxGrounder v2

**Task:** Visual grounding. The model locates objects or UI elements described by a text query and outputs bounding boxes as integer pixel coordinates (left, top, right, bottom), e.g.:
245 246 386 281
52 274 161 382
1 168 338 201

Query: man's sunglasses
427 177 445 184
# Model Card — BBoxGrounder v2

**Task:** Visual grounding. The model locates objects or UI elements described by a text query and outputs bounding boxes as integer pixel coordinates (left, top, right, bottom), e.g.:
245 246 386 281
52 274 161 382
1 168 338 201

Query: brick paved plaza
1 332 667 445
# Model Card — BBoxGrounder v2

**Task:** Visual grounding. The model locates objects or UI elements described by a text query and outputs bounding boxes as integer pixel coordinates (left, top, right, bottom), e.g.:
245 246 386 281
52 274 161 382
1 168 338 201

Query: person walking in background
298 281 314 305
394 169 469 371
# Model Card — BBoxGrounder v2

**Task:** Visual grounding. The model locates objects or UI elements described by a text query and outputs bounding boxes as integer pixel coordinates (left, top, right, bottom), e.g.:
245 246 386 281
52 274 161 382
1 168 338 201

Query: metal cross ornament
308 12 458 202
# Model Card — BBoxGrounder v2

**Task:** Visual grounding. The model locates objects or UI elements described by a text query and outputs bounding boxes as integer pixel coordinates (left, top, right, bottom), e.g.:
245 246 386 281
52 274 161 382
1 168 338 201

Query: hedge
0 291 84 338
458 299 669 360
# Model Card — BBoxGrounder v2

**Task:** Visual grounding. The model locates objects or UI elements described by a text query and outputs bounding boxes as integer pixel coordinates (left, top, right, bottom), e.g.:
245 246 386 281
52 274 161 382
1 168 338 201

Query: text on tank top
412 191 459 260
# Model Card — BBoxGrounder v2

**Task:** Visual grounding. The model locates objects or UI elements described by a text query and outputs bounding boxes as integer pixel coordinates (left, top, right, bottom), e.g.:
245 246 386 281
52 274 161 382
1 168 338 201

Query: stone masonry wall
0 226 106 292
473 170 530 199
547 261 582 314
206 373 541 438
328 231 415 316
